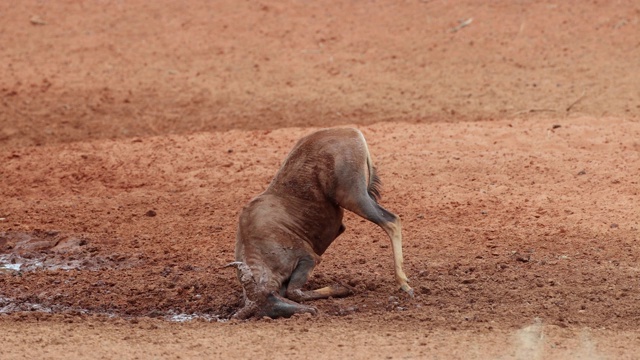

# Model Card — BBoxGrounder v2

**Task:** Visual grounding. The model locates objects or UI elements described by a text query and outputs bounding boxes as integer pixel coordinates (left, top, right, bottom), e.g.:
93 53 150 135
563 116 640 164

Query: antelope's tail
359 131 382 202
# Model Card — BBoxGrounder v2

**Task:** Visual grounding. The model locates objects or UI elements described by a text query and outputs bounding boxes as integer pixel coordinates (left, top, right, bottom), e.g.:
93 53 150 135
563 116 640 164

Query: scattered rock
30 16 46 26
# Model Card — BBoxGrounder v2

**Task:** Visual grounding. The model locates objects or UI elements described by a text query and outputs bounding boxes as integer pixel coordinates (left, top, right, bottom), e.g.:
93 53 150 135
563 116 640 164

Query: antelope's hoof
330 283 354 298
401 284 414 298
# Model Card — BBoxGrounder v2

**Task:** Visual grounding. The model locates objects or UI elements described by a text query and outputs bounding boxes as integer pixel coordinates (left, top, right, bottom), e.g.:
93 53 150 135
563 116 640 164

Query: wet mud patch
0 230 236 321
0 230 142 272
0 295 223 323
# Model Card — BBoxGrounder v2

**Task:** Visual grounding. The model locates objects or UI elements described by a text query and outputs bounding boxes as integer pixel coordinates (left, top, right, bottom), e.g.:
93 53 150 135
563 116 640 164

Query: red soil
1 1 639 358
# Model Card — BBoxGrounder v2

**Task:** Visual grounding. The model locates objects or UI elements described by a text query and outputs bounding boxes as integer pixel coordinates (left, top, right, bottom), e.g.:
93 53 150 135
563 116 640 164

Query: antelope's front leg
286 255 352 301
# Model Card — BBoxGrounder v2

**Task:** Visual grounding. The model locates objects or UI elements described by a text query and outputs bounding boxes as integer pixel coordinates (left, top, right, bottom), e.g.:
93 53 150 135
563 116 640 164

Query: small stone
30 16 47 25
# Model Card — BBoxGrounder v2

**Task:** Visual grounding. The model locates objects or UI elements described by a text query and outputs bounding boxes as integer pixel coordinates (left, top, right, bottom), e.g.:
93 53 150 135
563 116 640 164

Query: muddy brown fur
230 128 412 319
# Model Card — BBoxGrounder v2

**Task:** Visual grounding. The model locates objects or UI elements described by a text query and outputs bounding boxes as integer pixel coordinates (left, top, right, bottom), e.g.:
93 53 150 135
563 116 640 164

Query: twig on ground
450 18 473 33
565 90 587 113
512 108 557 116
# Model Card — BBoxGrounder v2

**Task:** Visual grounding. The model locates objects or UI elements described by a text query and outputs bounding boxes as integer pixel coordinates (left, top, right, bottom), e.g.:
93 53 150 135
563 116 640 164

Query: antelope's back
266 128 370 200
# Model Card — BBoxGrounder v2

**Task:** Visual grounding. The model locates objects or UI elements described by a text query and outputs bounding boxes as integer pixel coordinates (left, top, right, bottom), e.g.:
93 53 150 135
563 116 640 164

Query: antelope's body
231 128 412 319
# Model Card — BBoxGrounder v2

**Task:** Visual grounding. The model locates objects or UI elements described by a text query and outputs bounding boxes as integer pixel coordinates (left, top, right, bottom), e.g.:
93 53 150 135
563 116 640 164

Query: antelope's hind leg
371 206 413 296
286 255 353 302
337 186 413 296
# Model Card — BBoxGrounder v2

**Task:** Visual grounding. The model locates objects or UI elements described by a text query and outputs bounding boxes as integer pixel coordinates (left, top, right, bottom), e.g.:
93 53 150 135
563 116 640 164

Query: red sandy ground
1 1 639 359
